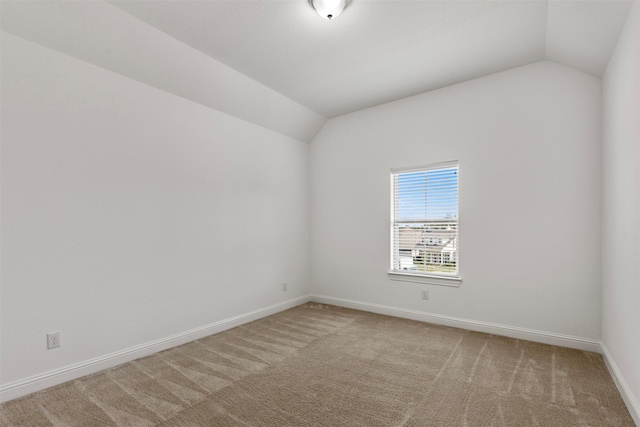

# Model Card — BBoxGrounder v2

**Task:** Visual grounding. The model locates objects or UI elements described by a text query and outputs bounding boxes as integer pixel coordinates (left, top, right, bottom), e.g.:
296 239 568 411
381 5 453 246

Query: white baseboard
601 343 640 426
311 294 601 353
0 296 311 403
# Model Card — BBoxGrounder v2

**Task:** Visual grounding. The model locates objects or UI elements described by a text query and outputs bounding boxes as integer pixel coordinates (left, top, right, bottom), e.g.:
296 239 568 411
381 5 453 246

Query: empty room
1 0 638 425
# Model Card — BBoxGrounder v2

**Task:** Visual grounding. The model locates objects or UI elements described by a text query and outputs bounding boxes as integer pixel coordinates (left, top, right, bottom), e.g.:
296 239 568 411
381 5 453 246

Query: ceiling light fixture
309 0 351 20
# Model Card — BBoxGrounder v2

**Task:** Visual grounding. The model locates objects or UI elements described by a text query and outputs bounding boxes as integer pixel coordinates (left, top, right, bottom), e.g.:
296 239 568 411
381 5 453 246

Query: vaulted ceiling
109 0 632 118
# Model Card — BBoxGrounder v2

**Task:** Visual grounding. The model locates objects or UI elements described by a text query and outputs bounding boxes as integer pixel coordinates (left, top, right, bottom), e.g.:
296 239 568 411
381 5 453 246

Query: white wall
0 33 310 388
311 61 602 342
602 0 640 421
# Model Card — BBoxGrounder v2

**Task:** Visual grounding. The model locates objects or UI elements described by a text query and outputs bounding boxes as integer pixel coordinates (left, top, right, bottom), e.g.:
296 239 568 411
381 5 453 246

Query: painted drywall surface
602 0 640 411
310 61 602 340
0 33 310 385
0 1 325 143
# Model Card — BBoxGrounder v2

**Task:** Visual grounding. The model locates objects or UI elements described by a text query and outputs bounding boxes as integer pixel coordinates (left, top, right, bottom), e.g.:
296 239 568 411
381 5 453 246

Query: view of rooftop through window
391 164 459 276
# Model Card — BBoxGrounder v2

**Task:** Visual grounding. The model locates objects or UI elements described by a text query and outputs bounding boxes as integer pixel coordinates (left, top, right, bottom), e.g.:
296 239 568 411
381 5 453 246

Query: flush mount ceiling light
309 0 351 20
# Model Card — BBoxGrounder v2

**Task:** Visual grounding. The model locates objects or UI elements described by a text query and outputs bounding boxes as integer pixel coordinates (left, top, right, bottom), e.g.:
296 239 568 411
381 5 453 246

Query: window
390 161 460 283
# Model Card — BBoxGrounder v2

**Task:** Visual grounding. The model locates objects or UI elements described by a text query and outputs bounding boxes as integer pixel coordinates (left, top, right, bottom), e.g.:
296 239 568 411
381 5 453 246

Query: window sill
387 271 462 287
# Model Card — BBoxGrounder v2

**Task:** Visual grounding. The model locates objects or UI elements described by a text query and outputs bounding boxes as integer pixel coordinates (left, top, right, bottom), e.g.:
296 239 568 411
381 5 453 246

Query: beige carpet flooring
0 303 634 426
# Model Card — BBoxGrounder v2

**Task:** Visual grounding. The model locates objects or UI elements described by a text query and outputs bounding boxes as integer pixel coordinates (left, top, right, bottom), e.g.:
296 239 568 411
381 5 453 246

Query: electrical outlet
47 332 61 349
282 282 288 292
421 290 429 300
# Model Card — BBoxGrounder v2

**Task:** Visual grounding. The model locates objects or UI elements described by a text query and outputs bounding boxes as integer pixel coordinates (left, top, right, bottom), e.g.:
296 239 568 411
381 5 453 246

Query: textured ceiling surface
105 1 631 117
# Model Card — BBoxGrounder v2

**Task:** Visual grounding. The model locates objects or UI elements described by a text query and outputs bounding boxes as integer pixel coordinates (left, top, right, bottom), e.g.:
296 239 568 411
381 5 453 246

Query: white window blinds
390 161 459 277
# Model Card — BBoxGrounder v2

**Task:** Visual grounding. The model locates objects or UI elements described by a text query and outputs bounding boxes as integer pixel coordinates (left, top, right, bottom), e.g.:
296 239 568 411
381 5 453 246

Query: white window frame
388 161 462 287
